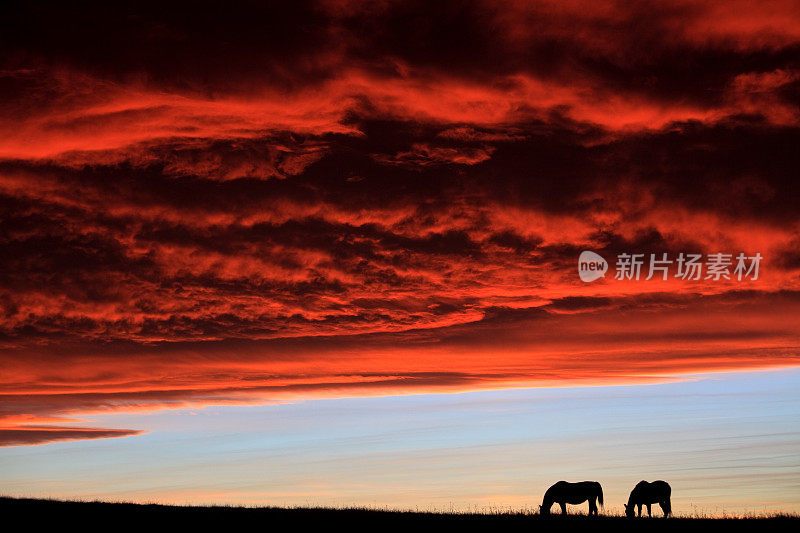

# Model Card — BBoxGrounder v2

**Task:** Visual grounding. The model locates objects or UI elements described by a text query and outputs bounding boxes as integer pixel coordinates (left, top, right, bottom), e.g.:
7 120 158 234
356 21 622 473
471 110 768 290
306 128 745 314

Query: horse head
624 503 635 518
539 504 550 516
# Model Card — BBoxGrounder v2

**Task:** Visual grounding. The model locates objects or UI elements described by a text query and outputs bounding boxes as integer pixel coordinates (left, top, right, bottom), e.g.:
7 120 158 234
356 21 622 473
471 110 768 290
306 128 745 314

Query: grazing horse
625 480 672 518
540 481 604 516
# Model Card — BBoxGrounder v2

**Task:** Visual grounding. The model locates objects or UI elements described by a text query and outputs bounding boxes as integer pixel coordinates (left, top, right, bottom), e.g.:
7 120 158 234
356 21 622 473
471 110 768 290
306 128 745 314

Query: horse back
652 480 671 497
543 481 568 499
630 480 671 503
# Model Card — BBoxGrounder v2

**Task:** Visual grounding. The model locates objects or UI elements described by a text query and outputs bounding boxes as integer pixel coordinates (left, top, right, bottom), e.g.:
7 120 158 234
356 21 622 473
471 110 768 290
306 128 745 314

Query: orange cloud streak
2 0 799 444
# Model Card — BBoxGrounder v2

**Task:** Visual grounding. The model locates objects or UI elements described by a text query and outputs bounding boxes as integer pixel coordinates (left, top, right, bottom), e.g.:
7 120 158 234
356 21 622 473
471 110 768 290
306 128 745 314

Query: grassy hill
2 496 796 532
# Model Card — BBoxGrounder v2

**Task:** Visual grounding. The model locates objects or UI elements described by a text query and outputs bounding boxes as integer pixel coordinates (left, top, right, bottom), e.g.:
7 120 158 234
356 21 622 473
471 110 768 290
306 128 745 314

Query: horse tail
597 482 604 507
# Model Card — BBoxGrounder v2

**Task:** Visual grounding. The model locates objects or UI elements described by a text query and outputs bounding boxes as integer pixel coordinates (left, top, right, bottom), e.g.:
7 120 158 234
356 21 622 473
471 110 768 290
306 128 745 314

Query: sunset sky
1 0 799 514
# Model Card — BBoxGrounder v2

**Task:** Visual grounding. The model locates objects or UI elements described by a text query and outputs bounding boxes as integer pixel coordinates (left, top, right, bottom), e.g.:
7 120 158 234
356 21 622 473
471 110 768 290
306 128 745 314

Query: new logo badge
578 251 608 282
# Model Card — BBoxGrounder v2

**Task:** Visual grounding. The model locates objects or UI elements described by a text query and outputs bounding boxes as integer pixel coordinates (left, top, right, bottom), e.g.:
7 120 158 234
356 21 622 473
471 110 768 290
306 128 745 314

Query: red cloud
0 427 143 447
2 291 799 445
1 0 799 445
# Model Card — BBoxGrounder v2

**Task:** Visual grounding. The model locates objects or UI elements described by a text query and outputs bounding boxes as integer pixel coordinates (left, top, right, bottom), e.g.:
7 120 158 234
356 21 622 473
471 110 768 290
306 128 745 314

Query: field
2 497 796 532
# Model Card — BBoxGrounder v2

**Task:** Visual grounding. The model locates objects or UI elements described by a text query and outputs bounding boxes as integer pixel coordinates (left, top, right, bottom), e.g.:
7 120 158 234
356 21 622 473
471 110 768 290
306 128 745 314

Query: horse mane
542 481 563 504
628 480 647 506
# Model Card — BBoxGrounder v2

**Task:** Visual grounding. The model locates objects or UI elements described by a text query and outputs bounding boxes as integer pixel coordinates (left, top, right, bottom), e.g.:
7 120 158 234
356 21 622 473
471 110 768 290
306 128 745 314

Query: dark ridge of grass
2 496 797 532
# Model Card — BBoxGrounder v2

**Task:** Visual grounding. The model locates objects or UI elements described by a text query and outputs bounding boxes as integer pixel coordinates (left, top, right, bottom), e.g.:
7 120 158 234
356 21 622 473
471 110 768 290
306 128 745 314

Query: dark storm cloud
3 1 799 108
1 0 799 443
0 0 335 90
600 118 800 221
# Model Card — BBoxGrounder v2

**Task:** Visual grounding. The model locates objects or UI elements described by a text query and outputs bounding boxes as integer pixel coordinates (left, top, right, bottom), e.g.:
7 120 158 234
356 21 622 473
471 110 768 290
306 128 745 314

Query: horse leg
589 498 597 516
637 504 642 517
659 501 668 517
662 498 672 517
560 502 567 515
647 504 652 517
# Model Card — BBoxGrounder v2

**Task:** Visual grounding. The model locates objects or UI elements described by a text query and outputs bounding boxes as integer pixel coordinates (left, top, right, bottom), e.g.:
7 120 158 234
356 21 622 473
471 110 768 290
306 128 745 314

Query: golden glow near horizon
2 369 799 516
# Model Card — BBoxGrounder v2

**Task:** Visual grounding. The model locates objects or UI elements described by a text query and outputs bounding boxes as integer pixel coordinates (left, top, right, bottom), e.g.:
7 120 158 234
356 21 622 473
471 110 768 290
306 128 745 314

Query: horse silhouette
624 480 672 518
540 480 603 515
